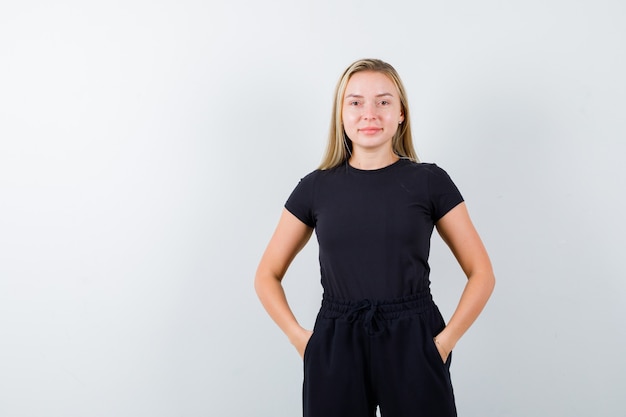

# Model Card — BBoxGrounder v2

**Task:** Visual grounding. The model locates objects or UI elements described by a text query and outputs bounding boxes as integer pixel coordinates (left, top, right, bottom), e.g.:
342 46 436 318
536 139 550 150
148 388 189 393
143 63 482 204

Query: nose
362 102 377 120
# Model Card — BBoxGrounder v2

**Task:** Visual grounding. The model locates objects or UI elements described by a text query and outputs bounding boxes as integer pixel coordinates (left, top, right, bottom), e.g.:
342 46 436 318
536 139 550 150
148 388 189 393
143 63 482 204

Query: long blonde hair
319 59 419 170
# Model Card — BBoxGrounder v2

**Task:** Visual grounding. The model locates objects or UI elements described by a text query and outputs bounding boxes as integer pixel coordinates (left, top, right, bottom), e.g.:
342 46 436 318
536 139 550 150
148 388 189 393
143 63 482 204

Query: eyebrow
345 93 395 99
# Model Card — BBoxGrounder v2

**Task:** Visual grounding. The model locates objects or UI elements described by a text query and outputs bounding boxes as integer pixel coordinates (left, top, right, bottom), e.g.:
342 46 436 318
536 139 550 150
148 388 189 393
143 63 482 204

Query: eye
349 100 360 106
379 100 390 106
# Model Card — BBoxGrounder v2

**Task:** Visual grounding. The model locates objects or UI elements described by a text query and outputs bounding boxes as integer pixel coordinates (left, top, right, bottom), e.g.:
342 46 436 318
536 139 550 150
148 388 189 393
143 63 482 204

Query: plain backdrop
1 1 625 416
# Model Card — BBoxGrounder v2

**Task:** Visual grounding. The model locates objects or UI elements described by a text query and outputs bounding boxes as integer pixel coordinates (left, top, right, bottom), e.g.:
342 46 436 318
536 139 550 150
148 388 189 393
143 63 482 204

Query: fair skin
254 71 495 362
341 71 404 169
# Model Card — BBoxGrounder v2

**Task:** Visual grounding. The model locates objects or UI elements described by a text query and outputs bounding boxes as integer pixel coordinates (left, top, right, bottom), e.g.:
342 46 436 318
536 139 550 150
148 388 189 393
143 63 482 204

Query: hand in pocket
292 328 313 359
434 337 450 363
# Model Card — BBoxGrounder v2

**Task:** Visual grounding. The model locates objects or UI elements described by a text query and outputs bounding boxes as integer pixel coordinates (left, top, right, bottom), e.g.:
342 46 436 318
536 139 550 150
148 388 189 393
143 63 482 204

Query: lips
359 127 382 134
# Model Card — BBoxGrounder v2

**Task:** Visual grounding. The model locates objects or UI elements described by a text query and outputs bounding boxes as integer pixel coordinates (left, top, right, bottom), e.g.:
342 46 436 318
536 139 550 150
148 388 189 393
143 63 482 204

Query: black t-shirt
285 159 464 301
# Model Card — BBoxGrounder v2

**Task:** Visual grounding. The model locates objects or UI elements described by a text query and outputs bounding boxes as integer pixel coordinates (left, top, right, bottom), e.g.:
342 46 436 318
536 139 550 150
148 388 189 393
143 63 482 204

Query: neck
349 150 399 170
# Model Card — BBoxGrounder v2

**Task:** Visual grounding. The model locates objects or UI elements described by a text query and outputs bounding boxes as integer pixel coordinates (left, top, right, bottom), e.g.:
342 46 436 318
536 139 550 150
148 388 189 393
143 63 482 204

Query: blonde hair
319 58 419 170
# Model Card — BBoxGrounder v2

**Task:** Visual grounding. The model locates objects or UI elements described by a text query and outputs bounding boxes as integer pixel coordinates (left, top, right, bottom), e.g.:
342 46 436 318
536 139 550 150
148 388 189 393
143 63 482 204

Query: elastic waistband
319 291 433 321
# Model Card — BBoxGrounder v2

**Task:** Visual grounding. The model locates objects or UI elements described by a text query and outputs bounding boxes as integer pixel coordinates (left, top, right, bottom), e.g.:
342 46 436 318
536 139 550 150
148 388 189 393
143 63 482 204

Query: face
342 71 404 154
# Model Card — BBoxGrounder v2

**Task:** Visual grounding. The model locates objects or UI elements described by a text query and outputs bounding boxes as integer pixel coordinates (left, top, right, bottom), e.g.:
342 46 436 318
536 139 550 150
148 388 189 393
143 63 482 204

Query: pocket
423 309 450 366
430 337 452 366
304 318 326 363
426 336 447 365
303 331 316 362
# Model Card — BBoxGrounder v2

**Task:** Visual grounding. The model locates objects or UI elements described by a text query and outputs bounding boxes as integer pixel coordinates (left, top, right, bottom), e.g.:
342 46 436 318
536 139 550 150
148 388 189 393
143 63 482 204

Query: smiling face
342 71 405 156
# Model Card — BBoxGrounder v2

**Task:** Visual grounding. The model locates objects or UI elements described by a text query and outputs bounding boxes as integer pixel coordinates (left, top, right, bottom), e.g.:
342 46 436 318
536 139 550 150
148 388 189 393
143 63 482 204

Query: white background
1 1 625 416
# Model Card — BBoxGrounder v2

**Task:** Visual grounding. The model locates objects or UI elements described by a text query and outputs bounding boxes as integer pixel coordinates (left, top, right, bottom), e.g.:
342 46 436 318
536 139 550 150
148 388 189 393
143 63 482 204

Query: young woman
255 58 495 417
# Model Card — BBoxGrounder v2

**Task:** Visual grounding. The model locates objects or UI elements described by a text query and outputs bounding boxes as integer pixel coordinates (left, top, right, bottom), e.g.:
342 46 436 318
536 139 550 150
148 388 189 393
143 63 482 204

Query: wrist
287 325 306 345
434 332 456 354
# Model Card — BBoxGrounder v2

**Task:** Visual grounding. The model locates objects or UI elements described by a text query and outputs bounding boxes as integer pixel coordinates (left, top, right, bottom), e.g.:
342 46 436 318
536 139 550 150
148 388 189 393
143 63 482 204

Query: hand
290 327 313 359
433 337 451 363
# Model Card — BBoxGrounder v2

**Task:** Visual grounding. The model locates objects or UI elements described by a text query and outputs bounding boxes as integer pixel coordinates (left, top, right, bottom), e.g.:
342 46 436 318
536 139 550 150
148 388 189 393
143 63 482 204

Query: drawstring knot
345 300 384 336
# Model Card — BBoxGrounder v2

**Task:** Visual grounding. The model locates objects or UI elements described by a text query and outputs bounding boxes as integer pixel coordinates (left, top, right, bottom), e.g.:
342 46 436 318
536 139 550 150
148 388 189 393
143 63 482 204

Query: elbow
484 270 496 296
254 268 266 298
468 268 495 296
254 265 281 299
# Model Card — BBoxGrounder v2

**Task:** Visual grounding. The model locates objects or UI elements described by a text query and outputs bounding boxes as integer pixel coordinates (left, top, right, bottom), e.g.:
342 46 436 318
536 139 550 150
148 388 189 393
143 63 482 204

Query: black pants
303 292 457 417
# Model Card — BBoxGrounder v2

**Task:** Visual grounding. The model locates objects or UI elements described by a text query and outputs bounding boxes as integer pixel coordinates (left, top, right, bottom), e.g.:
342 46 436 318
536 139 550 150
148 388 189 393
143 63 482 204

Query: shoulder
294 168 326 187
396 159 451 178
289 167 336 196
299 164 345 183
399 160 461 195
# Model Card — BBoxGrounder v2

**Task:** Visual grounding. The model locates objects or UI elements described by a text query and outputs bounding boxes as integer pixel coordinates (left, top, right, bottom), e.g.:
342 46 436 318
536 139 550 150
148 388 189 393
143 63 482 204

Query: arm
254 208 314 358
433 202 495 362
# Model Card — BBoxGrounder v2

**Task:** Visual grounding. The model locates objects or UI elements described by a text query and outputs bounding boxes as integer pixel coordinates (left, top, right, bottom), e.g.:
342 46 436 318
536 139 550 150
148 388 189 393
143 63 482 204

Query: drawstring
345 300 384 336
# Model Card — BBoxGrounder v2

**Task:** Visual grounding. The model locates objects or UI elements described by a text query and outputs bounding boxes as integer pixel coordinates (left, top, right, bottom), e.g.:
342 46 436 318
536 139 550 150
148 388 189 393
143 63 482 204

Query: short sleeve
427 164 464 222
284 171 317 228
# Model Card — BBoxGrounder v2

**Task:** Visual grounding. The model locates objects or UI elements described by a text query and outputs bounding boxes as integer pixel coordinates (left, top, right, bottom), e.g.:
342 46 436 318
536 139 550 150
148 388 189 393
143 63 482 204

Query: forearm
436 270 495 353
254 209 314 357
254 272 307 344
